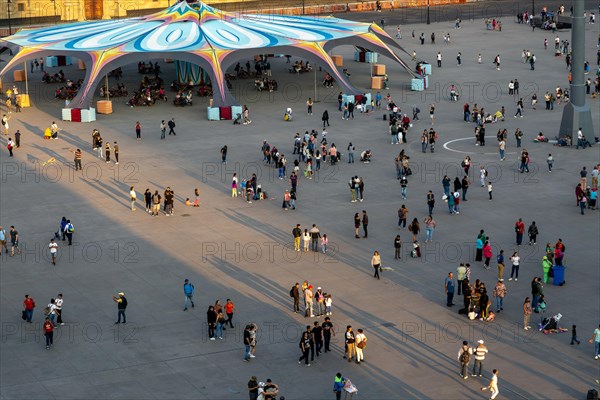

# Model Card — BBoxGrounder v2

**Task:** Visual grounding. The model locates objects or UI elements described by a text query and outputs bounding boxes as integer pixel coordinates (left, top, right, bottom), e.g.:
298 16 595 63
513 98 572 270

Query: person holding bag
355 329 367 364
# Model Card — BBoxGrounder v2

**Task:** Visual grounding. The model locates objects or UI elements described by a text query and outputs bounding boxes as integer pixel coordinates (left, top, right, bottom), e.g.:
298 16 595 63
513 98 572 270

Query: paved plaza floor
1 5 599 400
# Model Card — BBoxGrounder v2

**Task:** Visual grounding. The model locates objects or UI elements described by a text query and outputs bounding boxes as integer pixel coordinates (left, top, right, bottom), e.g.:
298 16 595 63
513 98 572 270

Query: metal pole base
559 102 594 140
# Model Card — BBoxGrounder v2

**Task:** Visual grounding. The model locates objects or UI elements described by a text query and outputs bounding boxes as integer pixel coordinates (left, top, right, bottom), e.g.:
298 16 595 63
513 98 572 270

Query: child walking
487 182 493 200
231 173 238 197
321 234 328 253
324 294 333 315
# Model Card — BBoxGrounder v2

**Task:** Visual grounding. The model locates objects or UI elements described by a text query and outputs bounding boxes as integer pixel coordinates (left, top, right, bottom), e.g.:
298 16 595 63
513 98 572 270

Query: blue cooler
207 107 220 121
422 63 432 75
411 78 424 91
366 52 379 63
342 94 355 105
231 106 243 119
552 265 565 286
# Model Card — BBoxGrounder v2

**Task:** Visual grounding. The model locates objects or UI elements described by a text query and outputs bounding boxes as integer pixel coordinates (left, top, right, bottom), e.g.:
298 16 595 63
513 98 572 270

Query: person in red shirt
43 317 54 349
225 299 236 328
23 294 35 323
515 218 525 246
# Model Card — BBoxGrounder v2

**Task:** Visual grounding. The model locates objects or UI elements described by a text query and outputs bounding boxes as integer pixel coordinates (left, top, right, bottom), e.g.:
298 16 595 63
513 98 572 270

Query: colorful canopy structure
0 0 415 108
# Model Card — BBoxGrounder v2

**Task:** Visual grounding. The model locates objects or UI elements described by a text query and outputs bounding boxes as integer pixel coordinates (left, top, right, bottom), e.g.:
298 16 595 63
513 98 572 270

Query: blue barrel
553 265 565 286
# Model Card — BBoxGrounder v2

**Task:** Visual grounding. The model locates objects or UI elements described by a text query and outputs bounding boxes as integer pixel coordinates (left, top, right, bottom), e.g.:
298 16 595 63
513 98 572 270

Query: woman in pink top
483 240 493 269
423 215 436 243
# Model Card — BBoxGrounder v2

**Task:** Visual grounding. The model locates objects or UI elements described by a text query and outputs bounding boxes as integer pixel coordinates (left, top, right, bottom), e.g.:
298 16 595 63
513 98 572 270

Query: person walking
509 251 520 281
400 175 408 199
590 324 600 359
9 226 21 256
224 299 236 328
23 294 35 323
221 145 228 164
292 224 302 251
313 321 324 357
135 121 141 140
333 373 346 400
323 316 335 352
63 219 74 245
408 218 420 241
183 279 195 311
48 238 58 265
355 329 367 364
55 293 64 325
6 138 15 157
310 224 321 251
113 292 127 324
528 221 539 245
445 272 455 306
371 251 381 279
571 325 581 345
43 317 54 350
436 52 442 67
394 235 402 259
0 226 8 254
523 297 532 330
481 369 500 399
207 306 217 340
493 280 506 312
70 148 82 171
471 340 488 376
298 332 311 366
458 340 471 379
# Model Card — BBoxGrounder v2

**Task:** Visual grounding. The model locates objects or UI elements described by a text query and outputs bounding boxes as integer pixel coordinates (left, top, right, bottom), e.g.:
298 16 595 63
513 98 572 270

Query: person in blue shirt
333 373 345 400
445 272 455 307
183 279 195 311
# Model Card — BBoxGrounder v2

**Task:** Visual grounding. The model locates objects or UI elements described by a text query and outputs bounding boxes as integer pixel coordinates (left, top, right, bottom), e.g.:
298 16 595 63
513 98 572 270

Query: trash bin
553 265 565 286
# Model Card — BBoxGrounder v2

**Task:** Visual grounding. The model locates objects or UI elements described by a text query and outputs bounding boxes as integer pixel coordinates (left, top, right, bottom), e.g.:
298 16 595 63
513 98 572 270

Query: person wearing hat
112 292 127 324
472 340 488 377
493 279 507 313
183 279 195 311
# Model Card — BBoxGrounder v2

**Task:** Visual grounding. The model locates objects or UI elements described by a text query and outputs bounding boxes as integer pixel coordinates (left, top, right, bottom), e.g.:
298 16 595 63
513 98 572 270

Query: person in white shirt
47 299 58 327
55 294 64 325
48 239 58 265
302 229 310 252
479 166 487 187
481 369 500 399
129 186 137 211
50 121 59 139
354 329 367 363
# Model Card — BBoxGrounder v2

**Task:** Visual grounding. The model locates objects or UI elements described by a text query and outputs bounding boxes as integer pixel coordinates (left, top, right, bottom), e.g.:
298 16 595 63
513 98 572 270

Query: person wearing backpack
113 292 127 324
457 340 472 379
63 220 74 245
290 282 300 313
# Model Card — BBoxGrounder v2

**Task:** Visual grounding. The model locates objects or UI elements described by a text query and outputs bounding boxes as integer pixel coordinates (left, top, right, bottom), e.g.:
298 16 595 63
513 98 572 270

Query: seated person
484 113 493 123
284 107 293 121
492 110 504 122
185 198 191 206
534 132 547 142
343 69 351 78
360 149 372 163
305 61 312 71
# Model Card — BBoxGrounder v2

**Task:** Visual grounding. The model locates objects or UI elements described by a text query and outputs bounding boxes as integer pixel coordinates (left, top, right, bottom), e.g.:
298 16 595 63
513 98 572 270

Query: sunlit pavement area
1 4 599 399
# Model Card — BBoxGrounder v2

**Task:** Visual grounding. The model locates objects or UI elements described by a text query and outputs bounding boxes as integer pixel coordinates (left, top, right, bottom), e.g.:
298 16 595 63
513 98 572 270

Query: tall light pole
426 0 430 25
7 0 12 35
559 0 594 140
